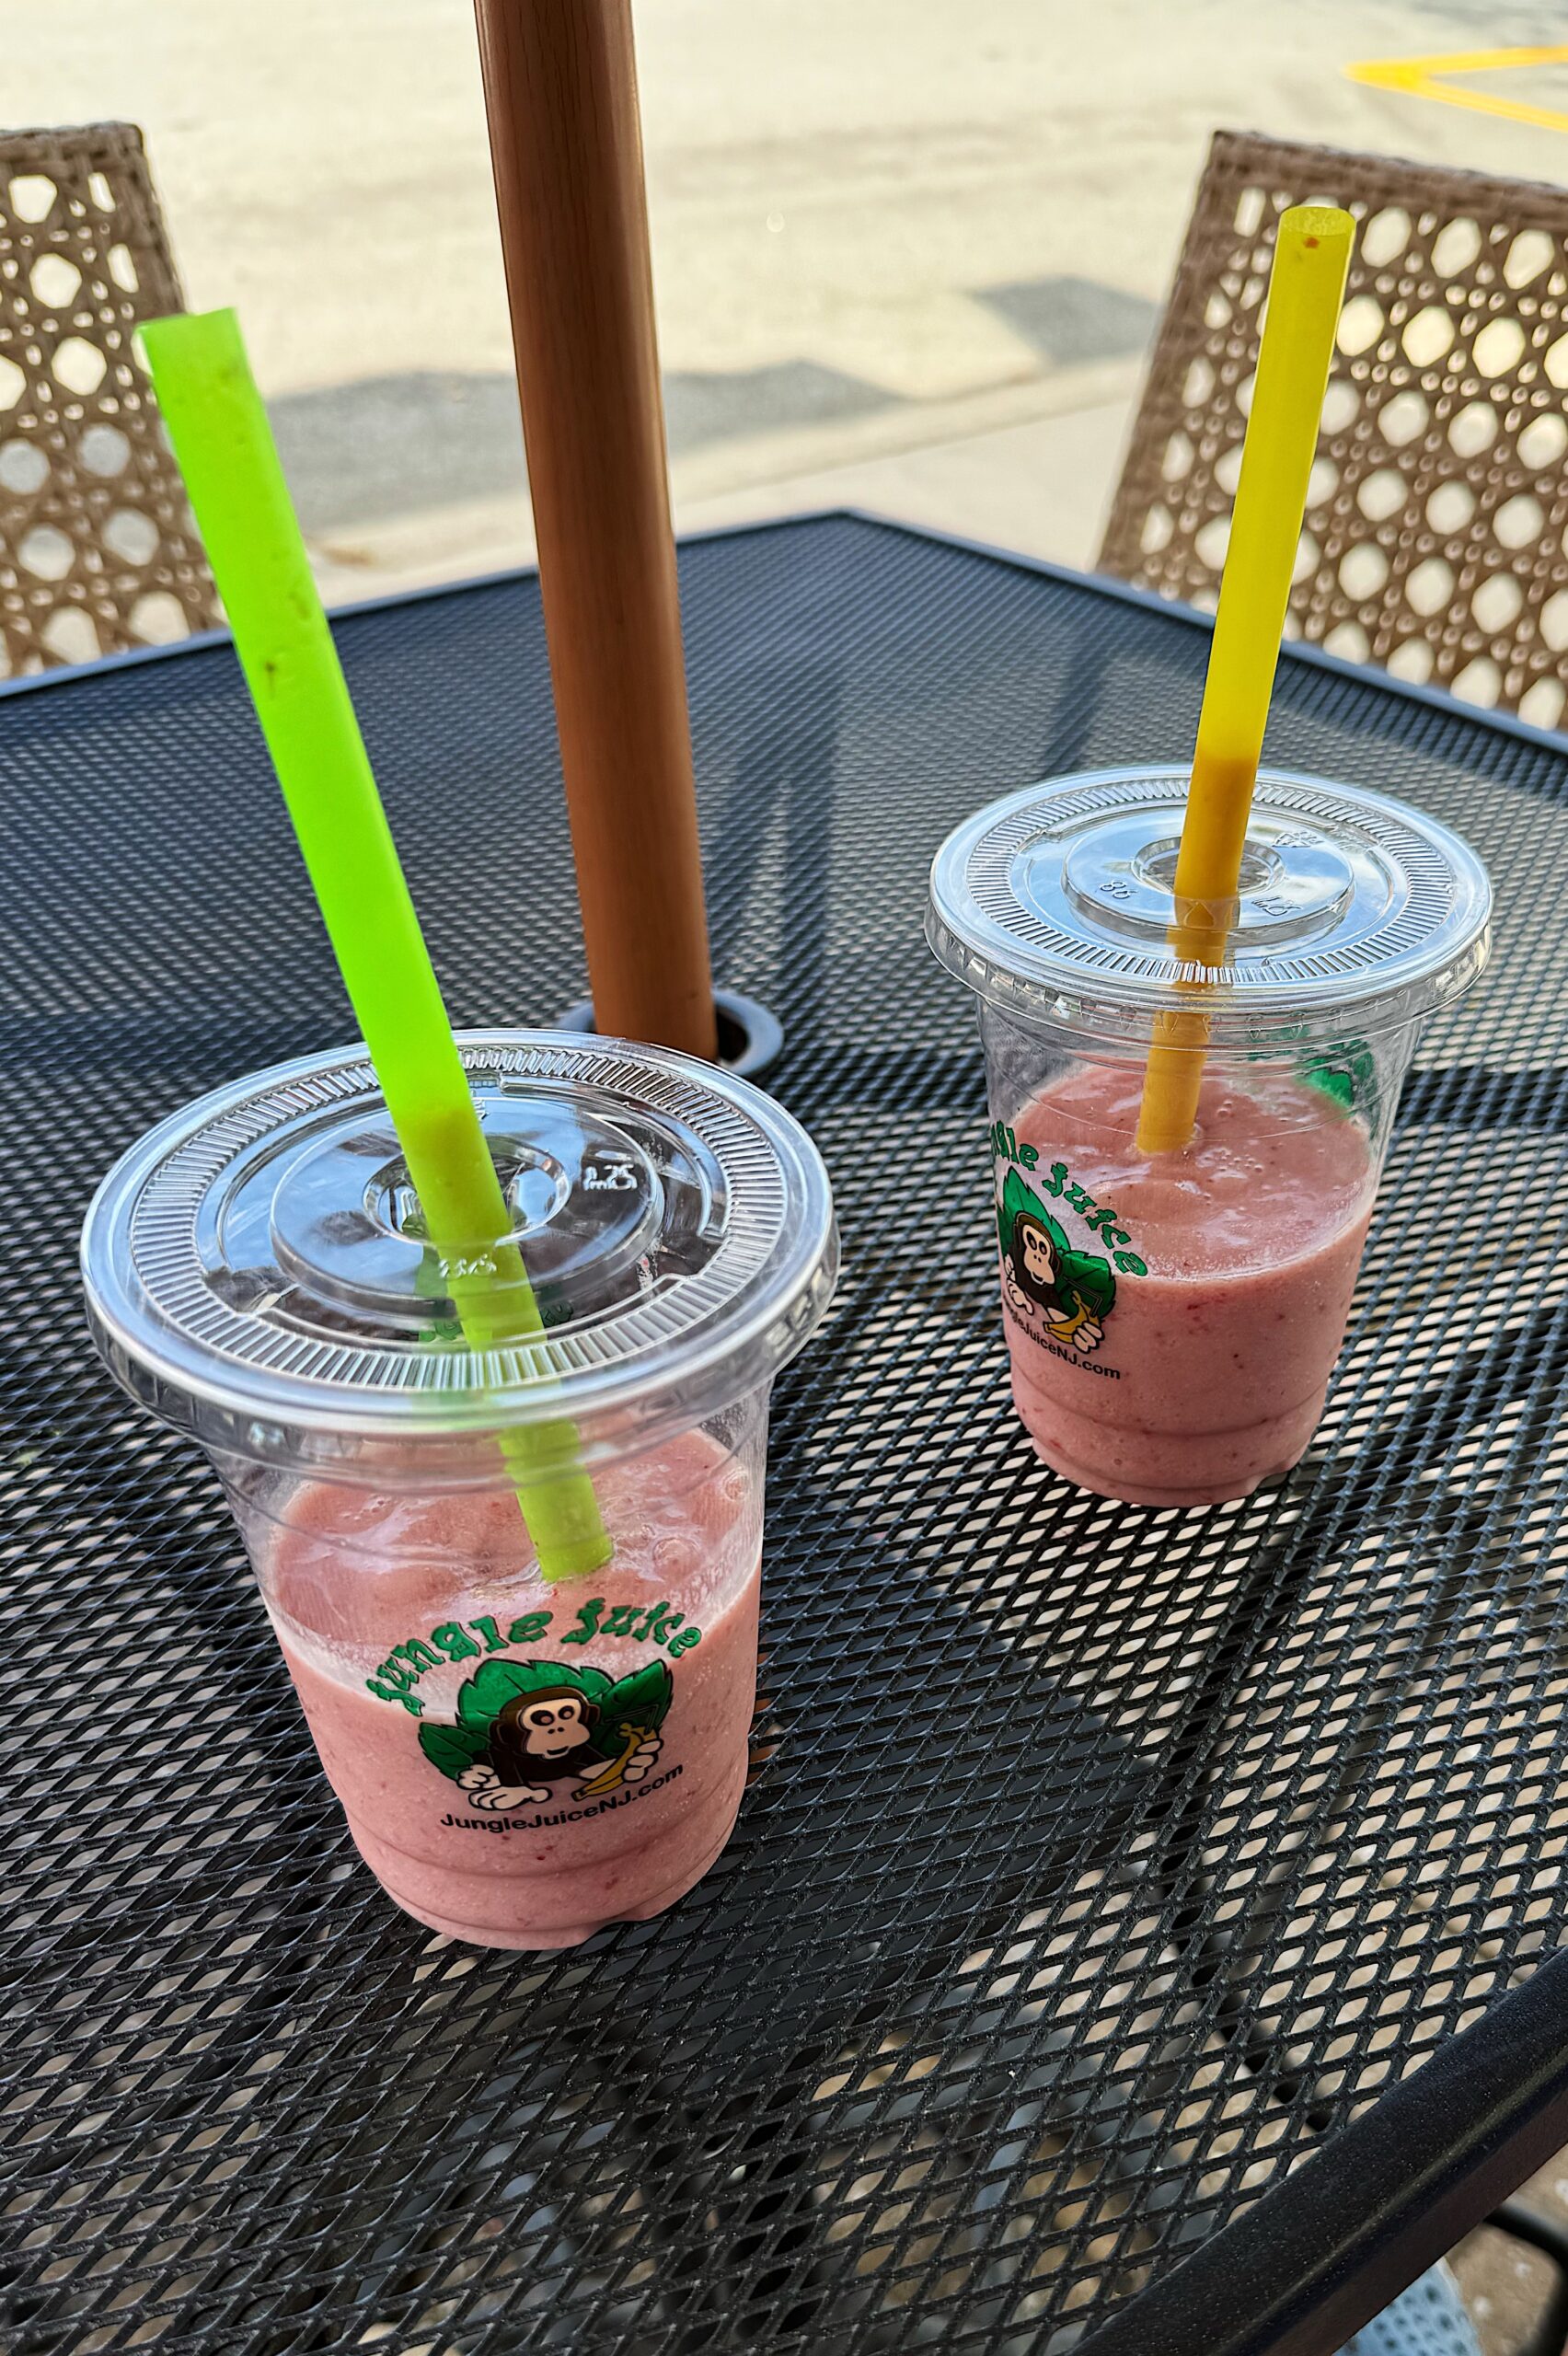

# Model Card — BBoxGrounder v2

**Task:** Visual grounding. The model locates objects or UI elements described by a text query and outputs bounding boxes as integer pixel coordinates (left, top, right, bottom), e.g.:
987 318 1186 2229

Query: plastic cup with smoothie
928 766 1491 1507
82 1030 836 1949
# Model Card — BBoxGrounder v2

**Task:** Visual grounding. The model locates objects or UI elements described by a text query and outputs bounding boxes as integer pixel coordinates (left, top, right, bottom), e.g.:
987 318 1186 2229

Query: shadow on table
98 1523 1156 2353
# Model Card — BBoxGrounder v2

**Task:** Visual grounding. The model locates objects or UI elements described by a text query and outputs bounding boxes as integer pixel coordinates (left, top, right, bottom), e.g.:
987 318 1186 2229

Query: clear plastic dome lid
927 767 1493 1047
82 1033 837 1472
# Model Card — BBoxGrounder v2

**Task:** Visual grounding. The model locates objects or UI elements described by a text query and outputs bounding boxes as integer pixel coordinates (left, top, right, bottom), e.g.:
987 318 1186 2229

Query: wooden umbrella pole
473 0 718 1058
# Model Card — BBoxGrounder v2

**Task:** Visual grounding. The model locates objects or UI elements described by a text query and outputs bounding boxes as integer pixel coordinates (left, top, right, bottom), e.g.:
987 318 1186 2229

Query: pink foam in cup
83 1033 836 1949
928 768 1492 1507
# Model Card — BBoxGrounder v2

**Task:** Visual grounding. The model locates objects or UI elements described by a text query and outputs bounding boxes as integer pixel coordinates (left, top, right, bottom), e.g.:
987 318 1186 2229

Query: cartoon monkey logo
481 1685 615 1798
420 1657 673 1813
997 1175 1114 1355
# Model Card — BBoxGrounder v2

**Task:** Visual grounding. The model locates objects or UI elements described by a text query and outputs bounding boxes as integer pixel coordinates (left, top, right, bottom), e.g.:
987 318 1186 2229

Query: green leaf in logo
419 1718 490 1781
599 1658 674 1733
1301 1040 1375 1111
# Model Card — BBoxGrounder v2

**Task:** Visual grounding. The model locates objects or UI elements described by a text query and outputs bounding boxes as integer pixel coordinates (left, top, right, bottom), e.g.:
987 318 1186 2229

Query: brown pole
473 0 718 1058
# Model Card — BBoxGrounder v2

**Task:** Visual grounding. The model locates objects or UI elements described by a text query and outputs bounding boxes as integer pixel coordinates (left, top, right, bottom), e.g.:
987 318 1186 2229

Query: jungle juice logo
989 1121 1147 1377
363 1594 700 1831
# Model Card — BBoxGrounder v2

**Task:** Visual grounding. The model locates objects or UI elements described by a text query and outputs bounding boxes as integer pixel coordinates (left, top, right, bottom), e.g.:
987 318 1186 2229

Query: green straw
141 306 611 1581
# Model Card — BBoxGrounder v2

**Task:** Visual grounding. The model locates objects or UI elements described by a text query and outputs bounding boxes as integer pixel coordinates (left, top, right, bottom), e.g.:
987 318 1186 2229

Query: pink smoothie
997 1064 1374 1507
263 1430 760 1948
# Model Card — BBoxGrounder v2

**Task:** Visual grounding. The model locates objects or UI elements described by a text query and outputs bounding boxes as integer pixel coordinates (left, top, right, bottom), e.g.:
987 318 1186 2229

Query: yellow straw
1135 205 1355 1156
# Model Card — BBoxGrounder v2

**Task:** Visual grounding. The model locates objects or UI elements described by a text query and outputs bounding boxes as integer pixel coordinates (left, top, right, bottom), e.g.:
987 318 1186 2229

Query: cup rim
81 1030 839 1472
927 765 1493 1047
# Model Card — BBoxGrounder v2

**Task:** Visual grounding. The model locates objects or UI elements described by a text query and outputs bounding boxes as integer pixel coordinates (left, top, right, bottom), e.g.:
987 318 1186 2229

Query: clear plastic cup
928 767 1492 1507
82 1032 836 1949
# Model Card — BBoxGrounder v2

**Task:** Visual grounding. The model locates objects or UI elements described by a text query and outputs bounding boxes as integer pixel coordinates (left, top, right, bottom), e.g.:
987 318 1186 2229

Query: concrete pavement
6 0 1568 599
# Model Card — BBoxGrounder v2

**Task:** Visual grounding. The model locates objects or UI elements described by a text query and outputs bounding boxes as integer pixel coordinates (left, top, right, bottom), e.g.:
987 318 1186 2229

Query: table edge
6 506 1566 771
1076 1946 1568 2356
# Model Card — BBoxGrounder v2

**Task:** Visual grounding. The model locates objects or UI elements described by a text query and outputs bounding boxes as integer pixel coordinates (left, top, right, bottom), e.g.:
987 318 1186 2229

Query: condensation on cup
83 1033 837 1949
928 767 1492 1507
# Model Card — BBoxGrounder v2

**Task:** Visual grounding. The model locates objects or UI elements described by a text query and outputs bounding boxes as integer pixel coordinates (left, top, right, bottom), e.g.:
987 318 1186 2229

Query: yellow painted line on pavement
1346 46 1568 135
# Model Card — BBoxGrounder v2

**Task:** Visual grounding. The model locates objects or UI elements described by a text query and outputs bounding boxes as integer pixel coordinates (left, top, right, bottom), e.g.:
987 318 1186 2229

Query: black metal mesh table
6 514 1568 2356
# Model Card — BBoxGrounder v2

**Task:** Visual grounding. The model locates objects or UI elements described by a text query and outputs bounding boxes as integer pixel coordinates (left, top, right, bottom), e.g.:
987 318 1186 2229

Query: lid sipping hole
1054 806 1356 955
371 1146 574 1248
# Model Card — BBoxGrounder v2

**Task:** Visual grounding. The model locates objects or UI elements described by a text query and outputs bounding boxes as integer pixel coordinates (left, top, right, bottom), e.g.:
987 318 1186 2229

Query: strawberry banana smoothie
83 1034 837 1952
997 1064 1373 1507
929 767 1492 1512
267 1431 760 1948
